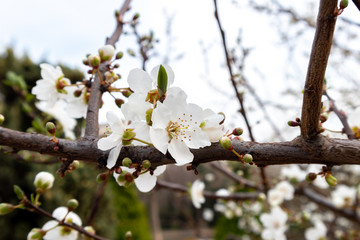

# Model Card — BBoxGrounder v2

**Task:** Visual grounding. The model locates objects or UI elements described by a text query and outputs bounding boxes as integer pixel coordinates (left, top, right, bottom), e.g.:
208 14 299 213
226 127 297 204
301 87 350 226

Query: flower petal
106 145 122 169
154 165 166 176
97 133 122 150
127 68 153 93
168 139 193 165
149 128 169 154
134 171 157 192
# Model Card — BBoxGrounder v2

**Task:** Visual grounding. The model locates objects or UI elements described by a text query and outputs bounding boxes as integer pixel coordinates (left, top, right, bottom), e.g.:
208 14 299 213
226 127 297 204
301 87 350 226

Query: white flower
305 219 327 240
99 44 115 61
150 94 211 165
42 207 82 240
202 208 214 222
63 84 88 119
331 184 357 208
275 181 294 201
97 112 129 169
191 180 205 209
280 165 307 181
267 181 294 206
260 207 288 240
32 63 70 107
114 165 166 192
216 188 230 197
34 171 55 191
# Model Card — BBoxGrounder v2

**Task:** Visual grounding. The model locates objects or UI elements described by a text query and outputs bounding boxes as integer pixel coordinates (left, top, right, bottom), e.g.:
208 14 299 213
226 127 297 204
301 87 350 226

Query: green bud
83 226 96 239
142 160 151 169
67 199 79 211
133 13 140 21
0 114 4 125
122 157 132 167
121 89 132 98
99 45 115 62
14 185 25 200
146 108 153 126
115 99 125 108
340 0 348 9
305 172 317 182
88 54 101 68
157 65 168 99
116 51 124 59
243 153 253 163
122 139 133 145
45 122 56 134
288 121 300 127
124 172 134 183
71 160 80 170
220 136 233 151
122 129 136 140
258 193 266 202
117 173 126 183
325 173 337 186
232 128 243 136
0 203 15 215
27 228 45 240
82 59 89 66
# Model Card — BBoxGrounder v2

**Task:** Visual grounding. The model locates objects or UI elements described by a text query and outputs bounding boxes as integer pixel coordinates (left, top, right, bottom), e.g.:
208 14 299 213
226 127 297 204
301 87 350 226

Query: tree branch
300 0 337 140
2 127 360 168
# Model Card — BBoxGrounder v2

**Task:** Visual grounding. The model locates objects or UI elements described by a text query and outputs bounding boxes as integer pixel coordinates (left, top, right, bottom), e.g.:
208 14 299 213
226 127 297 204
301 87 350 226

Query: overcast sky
2 0 360 141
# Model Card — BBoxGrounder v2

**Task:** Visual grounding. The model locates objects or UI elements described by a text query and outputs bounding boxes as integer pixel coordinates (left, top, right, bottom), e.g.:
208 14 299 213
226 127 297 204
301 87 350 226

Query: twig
22 197 110 240
300 0 338 140
86 178 109 226
323 90 355 139
157 180 260 201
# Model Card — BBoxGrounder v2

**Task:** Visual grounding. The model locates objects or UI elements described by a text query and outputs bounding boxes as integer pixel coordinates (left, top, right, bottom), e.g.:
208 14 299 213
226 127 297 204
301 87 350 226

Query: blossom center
166 113 198 142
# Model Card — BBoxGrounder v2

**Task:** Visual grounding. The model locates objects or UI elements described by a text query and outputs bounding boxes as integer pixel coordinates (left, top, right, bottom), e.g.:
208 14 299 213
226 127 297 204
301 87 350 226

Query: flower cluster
97 64 224 192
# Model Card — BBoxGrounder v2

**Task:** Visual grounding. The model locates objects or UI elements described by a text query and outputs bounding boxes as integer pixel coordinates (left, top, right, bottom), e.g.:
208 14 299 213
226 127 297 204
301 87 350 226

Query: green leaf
157 65 168 98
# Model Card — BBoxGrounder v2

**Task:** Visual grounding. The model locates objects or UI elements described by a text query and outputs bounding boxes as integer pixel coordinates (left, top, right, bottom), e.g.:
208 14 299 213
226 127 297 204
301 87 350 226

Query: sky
1 0 360 142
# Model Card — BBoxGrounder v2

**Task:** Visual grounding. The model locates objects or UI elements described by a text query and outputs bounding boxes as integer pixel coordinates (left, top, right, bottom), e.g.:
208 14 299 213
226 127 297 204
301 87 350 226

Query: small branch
353 0 360 12
209 162 262 190
22 197 110 240
323 90 355 139
156 180 260 201
297 187 360 224
213 0 255 142
300 0 338 140
86 178 109 226
106 0 132 47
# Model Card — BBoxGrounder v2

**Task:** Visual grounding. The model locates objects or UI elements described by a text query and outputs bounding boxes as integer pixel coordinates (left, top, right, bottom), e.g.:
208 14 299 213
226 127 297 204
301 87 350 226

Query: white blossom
305 219 327 240
32 63 70 107
63 84 88 119
202 208 214 222
97 112 129 169
114 165 166 192
42 207 82 240
280 165 307 181
150 94 211 165
331 184 357 208
34 171 55 191
267 181 294 206
190 180 205 209
260 207 288 240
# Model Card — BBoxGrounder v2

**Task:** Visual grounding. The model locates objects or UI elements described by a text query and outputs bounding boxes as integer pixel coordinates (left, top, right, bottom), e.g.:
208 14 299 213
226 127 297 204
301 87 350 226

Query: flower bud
98 45 115 62
122 129 136 140
96 173 108 183
243 153 253 163
67 199 79 211
325 173 337 186
116 51 124 59
125 231 133 240
340 0 348 9
0 114 4 125
132 13 140 21
0 203 15 215
27 228 45 240
258 192 266 202
88 54 101 68
306 172 317 182
124 172 134 183
115 99 125 107
82 59 89 66
142 160 151 169
34 171 55 193
319 113 328 123
157 65 168 99
232 127 243 136
220 136 233 151
115 166 122 174
122 157 132 167
70 160 80 170
121 89 132 98
74 89 82 97
288 121 300 127
127 49 135 57
83 226 96 239
46 122 56 135
146 108 153 126
13 185 25 200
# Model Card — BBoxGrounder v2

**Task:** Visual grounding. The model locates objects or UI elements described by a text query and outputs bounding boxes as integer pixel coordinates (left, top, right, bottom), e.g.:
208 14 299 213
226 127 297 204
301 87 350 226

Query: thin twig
86 178 109 226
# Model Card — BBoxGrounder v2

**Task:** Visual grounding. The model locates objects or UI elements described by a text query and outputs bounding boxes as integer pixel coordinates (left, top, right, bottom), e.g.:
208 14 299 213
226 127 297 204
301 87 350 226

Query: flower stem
133 138 154 147
324 128 343 134
231 149 243 160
